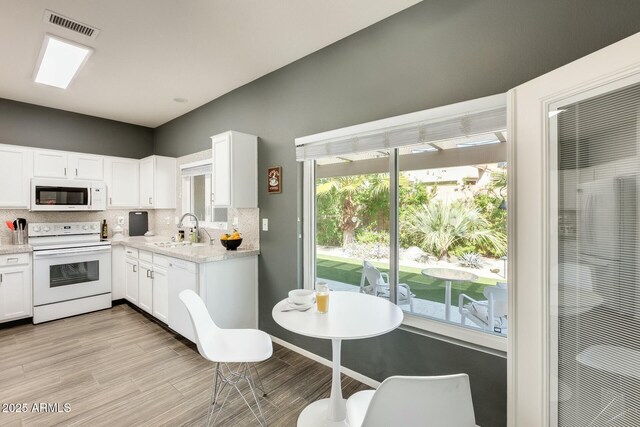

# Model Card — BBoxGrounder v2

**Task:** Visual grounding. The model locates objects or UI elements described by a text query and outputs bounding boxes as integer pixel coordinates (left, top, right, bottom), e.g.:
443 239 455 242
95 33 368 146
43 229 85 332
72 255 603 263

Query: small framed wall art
268 166 282 194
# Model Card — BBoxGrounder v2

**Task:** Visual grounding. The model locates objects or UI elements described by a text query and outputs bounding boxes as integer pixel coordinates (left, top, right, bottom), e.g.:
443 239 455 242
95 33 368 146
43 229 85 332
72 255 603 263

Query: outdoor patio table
273 291 403 426
421 267 478 321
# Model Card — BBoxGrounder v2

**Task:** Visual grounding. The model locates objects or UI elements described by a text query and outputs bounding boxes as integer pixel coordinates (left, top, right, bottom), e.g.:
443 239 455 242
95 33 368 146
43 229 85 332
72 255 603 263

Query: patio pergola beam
316 142 506 178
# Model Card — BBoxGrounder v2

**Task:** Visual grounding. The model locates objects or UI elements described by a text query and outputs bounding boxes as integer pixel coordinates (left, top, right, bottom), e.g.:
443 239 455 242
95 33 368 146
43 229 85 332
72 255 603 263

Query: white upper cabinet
68 153 104 180
139 155 176 209
0 145 32 208
140 157 154 208
211 131 257 208
33 150 67 178
33 150 104 180
105 157 140 208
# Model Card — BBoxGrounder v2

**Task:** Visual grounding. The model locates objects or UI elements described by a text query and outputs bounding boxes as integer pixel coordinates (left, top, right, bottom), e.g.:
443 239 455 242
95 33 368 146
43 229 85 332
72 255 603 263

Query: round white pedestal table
421 267 478 321
272 291 403 426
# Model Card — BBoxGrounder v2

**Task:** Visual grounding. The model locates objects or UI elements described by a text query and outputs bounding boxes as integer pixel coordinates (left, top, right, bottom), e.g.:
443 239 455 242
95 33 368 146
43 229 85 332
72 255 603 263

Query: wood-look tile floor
0 304 369 426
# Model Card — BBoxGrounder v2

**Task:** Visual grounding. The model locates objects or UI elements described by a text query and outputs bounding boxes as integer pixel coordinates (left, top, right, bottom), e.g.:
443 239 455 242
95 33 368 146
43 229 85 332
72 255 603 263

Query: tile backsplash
0 209 144 246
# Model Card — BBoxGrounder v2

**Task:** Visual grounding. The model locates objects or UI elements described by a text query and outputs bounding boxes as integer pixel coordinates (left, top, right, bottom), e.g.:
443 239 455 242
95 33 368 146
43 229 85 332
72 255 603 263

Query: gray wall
152 1 640 425
0 98 153 158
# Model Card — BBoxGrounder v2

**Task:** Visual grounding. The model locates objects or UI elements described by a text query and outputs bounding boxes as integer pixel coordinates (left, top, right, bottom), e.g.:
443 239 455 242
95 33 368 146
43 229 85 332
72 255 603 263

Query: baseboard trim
270 335 380 389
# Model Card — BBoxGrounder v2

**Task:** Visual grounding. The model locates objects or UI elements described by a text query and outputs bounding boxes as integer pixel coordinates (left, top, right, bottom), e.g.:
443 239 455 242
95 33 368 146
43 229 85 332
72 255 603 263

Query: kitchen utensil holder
13 229 25 245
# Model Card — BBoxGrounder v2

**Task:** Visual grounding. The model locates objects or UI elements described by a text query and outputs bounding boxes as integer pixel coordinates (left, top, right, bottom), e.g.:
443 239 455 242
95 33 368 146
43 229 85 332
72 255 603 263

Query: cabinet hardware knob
64 167 67 176
149 197 152 205
76 168 78 176
0 273 3 284
133 265 137 273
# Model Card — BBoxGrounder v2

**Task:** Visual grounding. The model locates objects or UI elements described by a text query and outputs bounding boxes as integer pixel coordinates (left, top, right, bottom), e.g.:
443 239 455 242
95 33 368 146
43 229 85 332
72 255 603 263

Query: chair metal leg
205 362 269 426
251 363 268 397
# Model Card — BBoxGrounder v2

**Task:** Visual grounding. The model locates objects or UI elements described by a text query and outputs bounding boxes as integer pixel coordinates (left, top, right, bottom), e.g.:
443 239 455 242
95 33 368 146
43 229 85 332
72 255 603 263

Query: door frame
507 32 640 426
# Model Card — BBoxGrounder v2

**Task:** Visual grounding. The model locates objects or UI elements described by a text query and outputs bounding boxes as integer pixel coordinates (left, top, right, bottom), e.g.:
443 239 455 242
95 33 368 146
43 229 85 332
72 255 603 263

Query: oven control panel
28 222 101 237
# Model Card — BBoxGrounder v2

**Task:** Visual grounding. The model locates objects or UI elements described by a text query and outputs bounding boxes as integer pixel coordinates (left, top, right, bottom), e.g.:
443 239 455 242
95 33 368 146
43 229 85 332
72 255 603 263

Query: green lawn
317 254 498 304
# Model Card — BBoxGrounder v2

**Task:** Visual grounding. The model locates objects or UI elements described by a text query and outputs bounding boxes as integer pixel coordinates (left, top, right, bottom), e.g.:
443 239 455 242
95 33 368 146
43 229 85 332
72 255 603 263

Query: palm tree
405 201 506 259
316 174 389 246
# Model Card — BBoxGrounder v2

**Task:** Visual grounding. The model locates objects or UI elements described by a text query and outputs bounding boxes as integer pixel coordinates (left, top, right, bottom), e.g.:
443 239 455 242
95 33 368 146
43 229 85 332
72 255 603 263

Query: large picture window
299 95 509 349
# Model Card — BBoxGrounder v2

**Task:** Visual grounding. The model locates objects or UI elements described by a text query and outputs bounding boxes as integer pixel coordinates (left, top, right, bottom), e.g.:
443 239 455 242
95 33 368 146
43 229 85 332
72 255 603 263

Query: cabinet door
212 134 231 207
69 153 104 180
106 158 140 208
34 150 68 178
111 246 125 300
138 261 153 314
0 146 32 208
153 156 176 209
0 266 31 321
139 157 155 208
152 266 168 323
124 258 139 304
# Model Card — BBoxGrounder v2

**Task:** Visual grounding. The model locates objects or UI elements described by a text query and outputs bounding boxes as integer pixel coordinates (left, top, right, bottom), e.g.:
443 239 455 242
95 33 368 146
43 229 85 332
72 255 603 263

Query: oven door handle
34 246 112 258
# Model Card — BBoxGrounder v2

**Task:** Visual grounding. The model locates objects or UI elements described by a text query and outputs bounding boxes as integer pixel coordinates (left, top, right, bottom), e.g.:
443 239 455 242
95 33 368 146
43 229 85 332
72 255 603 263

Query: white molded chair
360 260 415 312
346 374 477 427
459 283 508 333
179 289 273 426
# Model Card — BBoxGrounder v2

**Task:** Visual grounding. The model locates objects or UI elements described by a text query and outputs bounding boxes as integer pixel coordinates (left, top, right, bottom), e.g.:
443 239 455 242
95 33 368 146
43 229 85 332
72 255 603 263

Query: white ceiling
0 1 421 128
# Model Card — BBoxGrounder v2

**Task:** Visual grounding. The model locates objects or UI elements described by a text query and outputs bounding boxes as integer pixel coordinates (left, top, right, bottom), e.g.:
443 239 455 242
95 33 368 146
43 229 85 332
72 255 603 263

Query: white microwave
30 178 107 211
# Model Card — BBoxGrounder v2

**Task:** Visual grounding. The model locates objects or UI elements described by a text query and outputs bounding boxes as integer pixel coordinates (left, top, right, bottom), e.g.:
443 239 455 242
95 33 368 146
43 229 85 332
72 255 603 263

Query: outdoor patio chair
346 374 477 427
459 282 508 333
360 260 415 312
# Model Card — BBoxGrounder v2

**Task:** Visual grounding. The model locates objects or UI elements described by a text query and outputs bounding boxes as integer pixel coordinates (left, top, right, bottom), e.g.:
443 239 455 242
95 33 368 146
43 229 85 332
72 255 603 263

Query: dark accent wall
153 1 640 425
0 98 153 158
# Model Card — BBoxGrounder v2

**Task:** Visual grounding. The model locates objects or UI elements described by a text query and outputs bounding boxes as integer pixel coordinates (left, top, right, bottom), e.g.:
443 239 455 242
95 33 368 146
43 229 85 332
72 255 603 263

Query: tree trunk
341 195 359 246
342 229 356 245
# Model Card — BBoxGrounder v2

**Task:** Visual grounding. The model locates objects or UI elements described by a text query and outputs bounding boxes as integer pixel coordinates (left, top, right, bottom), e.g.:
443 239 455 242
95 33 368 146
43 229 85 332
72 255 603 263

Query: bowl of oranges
220 230 242 250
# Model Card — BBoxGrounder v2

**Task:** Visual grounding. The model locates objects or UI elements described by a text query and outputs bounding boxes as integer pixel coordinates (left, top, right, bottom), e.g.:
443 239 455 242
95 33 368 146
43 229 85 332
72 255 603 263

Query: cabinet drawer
139 250 153 263
124 247 139 258
153 254 169 268
0 253 30 267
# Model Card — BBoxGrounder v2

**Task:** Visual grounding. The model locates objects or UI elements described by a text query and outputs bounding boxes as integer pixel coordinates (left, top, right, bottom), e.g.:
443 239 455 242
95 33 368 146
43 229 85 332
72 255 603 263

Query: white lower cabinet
152 266 169 323
138 261 153 314
115 247 258 338
0 254 32 322
124 257 139 304
111 246 125 300
117 248 169 324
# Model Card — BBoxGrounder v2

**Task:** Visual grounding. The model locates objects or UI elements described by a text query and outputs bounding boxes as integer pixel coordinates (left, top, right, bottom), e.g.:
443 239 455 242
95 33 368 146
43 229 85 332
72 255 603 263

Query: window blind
553 81 640 426
295 96 506 161
181 163 212 177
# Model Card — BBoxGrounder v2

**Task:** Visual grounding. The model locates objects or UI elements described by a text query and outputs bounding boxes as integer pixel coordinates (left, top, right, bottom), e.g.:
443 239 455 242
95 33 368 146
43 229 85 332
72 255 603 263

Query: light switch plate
117 216 125 225
262 218 268 231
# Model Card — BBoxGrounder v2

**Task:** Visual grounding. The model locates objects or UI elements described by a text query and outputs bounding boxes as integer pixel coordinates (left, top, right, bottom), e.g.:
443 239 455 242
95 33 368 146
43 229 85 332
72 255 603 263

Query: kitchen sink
146 241 208 248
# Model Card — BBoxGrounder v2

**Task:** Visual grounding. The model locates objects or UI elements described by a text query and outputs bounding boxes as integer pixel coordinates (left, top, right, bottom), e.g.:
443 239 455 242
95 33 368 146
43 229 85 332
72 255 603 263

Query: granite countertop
0 244 33 255
109 236 260 264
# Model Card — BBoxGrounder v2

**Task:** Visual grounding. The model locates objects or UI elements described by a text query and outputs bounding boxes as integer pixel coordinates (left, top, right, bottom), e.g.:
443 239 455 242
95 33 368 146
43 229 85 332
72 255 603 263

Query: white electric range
29 221 112 323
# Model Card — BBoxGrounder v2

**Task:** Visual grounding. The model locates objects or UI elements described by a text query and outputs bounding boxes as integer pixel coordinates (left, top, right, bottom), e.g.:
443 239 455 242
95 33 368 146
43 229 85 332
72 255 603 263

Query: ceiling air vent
43 10 100 39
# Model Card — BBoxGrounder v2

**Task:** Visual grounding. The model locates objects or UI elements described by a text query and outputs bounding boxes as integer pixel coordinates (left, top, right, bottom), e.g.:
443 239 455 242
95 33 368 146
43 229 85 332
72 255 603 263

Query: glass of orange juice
316 283 329 313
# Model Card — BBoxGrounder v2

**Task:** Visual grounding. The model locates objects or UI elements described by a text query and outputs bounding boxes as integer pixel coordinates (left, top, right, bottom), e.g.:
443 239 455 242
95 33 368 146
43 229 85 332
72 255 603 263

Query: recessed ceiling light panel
34 34 93 89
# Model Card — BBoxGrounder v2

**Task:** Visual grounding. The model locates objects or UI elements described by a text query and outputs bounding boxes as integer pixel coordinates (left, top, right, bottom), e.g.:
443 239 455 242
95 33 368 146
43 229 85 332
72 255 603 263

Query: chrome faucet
178 213 200 242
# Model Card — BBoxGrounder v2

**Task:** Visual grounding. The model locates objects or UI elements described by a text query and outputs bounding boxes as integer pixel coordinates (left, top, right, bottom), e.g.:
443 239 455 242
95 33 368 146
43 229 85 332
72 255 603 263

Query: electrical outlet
262 218 268 231
165 216 171 225
232 217 239 227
